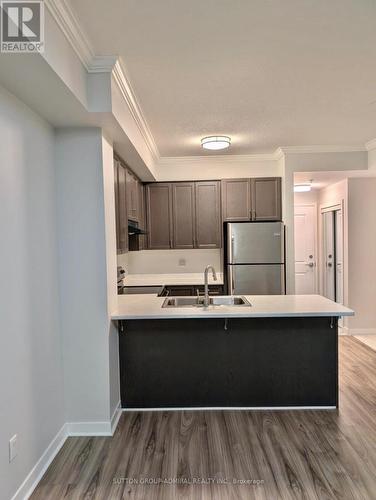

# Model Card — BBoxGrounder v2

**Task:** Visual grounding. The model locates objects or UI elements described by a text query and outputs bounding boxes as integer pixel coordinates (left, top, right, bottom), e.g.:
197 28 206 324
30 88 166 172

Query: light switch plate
9 434 18 462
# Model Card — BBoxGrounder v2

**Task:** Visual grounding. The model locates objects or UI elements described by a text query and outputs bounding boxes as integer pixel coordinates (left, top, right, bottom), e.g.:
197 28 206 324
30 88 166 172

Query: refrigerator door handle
281 265 286 294
228 265 234 294
227 224 234 264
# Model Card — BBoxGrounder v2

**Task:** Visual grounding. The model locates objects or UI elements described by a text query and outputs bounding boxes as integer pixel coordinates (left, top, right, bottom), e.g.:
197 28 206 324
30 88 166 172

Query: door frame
294 203 318 294
319 200 345 301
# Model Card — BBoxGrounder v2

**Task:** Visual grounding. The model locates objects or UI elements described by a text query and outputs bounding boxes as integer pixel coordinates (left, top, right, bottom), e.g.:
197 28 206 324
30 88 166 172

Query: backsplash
124 249 221 274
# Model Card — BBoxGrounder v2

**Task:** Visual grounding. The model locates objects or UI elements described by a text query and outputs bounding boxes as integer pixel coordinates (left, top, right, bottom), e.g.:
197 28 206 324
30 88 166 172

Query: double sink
162 295 251 308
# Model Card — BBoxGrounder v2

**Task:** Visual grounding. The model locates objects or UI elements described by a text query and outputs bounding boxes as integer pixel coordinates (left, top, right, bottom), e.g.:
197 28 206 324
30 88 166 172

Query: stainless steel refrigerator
225 222 285 295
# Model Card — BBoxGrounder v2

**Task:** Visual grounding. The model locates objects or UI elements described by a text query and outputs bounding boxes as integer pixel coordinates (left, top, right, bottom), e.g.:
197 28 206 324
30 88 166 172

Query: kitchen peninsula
112 294 353 410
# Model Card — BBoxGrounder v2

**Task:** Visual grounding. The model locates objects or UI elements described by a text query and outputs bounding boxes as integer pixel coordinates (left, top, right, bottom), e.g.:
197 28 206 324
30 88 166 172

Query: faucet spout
204 265 217 307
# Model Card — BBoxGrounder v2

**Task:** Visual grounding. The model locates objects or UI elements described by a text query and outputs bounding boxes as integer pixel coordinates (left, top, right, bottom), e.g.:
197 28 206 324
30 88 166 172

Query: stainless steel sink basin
162 295 251 308
210 296 251 306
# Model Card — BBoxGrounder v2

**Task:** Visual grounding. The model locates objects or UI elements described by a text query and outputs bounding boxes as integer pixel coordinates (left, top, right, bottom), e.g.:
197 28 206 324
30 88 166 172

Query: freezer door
228 264 285 295
227 222 284 264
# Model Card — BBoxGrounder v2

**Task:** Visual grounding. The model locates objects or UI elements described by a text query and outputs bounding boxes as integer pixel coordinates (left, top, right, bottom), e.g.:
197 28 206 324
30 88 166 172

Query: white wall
55 128 113 423
294 190 319 206
157 157 281 181
101 135 120 417
347 178 376 333
126 249 221 275
0 86 64 500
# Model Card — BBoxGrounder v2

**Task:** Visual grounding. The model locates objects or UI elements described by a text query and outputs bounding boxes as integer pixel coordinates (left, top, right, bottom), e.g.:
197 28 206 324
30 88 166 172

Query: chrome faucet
204 265 217 307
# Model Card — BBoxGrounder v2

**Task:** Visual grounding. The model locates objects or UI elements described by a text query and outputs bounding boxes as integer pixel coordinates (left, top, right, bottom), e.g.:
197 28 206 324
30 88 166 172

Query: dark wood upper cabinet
114 161 120 253
221 179 251 221
138 182 147 250
143 176 281 251
172 182 195 249
146 183 173 249
116 161 128 253
126 169 139 222
146 181 221 250
195 181 221 248
222 177 281 222
251 177 282 221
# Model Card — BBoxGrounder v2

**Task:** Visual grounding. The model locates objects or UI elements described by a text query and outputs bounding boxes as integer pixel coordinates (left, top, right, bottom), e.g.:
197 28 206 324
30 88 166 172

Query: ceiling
68 0 376 157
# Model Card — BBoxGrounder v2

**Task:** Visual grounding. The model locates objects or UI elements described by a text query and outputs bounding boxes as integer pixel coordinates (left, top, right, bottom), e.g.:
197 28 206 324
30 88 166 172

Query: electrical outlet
178 258 186 267
9 435 17 462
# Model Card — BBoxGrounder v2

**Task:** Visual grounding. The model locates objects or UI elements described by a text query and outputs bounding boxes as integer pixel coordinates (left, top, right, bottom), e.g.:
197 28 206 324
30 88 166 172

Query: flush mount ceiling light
201 136 231 151
294 183 312 193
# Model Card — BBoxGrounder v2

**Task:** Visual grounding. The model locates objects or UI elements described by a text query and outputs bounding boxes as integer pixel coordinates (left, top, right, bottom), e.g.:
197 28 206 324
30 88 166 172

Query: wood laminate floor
32 337 376 500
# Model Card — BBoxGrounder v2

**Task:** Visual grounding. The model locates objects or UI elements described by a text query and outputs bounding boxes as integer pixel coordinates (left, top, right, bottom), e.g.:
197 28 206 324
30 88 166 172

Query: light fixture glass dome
294 183 312 193
201 136 231 151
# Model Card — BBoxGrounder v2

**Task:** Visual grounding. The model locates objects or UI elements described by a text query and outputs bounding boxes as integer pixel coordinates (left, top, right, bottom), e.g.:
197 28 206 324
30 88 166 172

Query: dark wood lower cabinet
158 285 224 296
119 317 338 409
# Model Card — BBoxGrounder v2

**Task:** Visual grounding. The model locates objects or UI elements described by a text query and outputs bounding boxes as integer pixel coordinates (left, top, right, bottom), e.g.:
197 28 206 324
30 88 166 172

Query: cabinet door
146 184 173 249
165 286 194 296
195 181 221 248
126 170 139 222
117 162 128 252
114 161 121 253
172 182 195 249
221 179 251 221
251 177 282 221
138 183 146 250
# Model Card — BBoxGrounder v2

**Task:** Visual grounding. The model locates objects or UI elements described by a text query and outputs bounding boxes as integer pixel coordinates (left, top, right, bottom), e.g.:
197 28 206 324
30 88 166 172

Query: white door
294 205 317 294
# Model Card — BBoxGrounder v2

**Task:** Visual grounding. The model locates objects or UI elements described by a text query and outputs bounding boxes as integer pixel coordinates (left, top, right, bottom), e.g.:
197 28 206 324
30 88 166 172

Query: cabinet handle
249 210 252 220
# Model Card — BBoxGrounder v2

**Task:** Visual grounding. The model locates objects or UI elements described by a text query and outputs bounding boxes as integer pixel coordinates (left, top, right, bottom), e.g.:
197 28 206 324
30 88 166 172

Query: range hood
128 220 147 236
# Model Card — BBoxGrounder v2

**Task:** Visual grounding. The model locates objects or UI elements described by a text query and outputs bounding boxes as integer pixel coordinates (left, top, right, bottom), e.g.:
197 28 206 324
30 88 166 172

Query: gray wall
348 178 376 332
55 128 114 423
0 86 65 500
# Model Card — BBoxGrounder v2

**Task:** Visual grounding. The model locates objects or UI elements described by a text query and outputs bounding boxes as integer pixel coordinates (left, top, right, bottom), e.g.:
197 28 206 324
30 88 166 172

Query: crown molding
88 56 118 73
158 150 281 168
157 145 368 167
365 138 376 151
44 0 93 69
45 0 160 162
112 60 160 162
280 145 366 154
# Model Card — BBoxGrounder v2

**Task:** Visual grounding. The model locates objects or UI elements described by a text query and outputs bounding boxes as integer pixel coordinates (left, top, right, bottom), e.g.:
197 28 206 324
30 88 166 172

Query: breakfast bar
112 294 354 410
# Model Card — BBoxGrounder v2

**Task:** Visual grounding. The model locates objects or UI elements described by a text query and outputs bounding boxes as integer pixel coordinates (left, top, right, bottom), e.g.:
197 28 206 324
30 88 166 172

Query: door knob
306 262 315 267
327 262 333 267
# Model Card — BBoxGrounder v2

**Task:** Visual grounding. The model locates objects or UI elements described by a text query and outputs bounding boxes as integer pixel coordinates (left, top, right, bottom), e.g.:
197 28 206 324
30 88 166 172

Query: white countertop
123 272 224 287
111 294 354 320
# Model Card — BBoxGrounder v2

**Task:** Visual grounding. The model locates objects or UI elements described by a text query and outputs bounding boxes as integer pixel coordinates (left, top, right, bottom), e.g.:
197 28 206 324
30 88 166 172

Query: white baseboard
11 424 68 500
339 326 376 336
349 328 376 335
11 410 121 500
66 421 113 436
122 406 336 411
111 400 122 435
339 326 349 335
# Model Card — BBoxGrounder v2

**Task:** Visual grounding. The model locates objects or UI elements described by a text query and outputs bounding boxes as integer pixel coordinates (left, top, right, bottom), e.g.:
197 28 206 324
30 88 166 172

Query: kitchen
112 157 352 410
1 1 376 499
